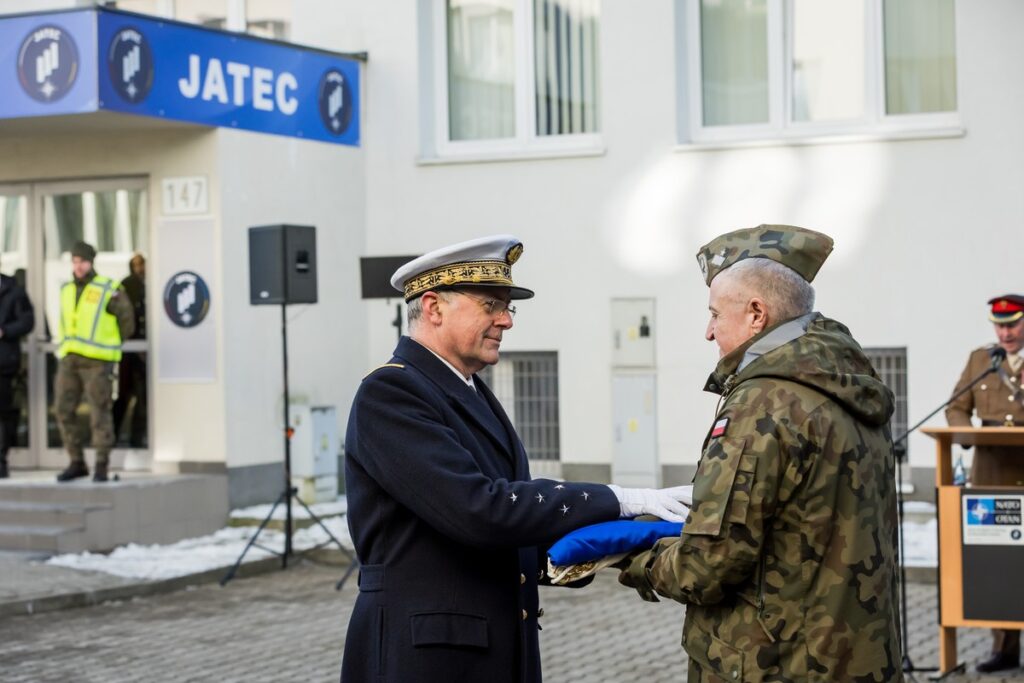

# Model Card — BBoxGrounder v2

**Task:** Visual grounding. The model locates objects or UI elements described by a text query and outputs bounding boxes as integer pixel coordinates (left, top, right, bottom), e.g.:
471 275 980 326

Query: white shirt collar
421 344 476 389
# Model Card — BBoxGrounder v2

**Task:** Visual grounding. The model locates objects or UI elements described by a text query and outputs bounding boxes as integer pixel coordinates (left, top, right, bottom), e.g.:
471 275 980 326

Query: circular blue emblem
1013 529 1023 541
17 24 79 102
107 26 154 103
318 69 353 136
163 271 210 328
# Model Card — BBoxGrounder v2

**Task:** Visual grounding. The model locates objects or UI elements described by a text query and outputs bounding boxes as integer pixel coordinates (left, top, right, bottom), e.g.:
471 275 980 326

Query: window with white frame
684 0 958 143
113 0 290 40
433 0 601 156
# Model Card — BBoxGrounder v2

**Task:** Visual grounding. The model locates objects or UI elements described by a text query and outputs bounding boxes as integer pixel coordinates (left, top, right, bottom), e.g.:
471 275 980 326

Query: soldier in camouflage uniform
621 225 902 682
55 241 135 483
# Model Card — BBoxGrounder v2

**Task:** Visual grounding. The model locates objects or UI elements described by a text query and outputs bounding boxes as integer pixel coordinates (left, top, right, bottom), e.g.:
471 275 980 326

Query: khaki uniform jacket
945 347 1024 486
624 315 903 682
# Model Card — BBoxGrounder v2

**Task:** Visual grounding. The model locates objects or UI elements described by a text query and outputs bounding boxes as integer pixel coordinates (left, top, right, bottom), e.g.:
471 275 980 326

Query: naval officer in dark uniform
340 235 690 683
946 293 1024 673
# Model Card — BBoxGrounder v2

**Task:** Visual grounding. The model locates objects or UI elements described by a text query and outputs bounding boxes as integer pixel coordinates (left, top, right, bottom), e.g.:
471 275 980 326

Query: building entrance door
0 179 151 471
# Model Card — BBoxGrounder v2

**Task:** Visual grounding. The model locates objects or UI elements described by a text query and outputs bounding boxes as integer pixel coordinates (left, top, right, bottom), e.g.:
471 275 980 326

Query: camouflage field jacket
625 314 903 682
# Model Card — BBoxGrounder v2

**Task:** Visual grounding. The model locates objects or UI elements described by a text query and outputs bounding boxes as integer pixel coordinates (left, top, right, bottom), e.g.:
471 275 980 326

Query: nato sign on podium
921 426 1024 674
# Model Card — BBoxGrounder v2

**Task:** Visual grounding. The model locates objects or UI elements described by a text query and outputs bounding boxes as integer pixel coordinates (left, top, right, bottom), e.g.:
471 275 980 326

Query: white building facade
0 0 1016 504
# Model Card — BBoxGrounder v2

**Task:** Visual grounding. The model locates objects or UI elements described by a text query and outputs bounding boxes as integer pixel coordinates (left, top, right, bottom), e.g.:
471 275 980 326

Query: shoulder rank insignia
710 417 729 438
364 363 404 379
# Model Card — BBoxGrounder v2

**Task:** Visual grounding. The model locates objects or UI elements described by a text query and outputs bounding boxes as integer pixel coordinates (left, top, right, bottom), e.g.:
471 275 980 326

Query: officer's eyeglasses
455 291 516 319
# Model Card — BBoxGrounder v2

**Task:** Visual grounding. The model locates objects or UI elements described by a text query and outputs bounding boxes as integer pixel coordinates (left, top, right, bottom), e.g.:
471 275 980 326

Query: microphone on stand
890 344 1007 673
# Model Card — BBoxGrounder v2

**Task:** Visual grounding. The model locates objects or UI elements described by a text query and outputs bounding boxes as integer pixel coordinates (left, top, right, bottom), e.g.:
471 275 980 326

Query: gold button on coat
520 573 525 585
521 609 527 621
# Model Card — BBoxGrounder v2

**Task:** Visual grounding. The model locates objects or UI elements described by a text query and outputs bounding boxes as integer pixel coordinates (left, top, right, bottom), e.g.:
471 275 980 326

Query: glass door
30 179 151 470
0 186 32 469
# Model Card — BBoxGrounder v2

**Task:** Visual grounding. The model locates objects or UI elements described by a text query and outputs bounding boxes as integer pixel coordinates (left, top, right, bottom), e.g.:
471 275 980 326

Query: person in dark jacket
341 235 690 683
112 252 147 447
0 266 34 478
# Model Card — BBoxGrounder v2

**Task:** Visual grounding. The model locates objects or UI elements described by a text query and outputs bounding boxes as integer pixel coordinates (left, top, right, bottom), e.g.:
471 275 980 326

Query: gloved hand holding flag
546 486 691 585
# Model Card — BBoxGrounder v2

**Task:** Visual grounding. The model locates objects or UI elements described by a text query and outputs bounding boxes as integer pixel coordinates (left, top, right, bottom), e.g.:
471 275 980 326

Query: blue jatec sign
0 8 361 146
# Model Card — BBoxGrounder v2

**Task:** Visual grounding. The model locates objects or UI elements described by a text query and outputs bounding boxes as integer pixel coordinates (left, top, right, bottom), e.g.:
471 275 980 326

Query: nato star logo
968 498 993 525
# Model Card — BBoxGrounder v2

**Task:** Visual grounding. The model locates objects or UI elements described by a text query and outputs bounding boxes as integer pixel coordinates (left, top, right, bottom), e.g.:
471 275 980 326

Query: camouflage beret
696 224 834 286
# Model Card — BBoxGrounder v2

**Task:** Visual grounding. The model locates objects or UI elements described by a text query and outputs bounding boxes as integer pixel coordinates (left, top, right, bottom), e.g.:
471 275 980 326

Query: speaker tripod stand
221 302 357 588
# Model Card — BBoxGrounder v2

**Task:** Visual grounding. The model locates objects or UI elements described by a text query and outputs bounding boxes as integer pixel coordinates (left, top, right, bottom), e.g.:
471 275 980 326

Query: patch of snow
900 518 938 567
45 516 352 580
901 501 937 515
230 496 348 520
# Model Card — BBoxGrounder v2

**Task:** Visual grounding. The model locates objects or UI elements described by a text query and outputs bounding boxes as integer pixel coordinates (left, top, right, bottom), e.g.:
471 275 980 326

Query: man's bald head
706 259 816 358
719 258 815 321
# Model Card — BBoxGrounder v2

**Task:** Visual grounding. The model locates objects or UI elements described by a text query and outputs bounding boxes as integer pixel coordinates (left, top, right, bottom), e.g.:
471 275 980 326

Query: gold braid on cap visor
403 260 514 300
991 311 1024 323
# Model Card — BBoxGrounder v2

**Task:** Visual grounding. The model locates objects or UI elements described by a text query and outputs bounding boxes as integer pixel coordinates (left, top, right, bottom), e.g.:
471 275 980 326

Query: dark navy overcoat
341 337 619 682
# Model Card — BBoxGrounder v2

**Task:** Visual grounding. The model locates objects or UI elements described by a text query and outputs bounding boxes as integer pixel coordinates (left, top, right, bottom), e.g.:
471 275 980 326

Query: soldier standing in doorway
55 241 135 483
0 261 34 478
112 252 147 447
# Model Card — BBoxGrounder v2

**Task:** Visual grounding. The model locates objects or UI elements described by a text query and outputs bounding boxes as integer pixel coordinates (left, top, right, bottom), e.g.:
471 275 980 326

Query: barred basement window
864 347 908 445
478 352 560 462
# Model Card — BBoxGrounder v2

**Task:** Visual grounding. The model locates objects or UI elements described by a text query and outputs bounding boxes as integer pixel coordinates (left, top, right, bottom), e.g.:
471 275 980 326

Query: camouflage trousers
54 354 116 465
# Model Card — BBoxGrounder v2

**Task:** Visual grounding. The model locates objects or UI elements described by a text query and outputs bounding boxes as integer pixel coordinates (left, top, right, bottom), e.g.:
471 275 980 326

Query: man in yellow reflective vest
55 241 135 483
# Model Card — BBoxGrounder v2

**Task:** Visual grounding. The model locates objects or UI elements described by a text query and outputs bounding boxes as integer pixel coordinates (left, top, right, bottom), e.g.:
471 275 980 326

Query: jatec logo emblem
108 27 154 103
163 271 211 328
17 25 79 102
318 69 353 136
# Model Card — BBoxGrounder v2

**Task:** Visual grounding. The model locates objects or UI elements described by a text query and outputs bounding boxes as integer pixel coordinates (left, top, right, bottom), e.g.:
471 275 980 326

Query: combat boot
56 461 89 482
92 462 109 483
0 457 8 479
976 653 1019 673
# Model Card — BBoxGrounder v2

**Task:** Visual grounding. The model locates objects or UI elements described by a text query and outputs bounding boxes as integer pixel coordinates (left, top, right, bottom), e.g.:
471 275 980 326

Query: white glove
607 485 692 523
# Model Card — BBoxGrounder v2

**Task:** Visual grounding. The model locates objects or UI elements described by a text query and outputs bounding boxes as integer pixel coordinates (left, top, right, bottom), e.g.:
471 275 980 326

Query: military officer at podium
341 235 691 683
946 293 1024 673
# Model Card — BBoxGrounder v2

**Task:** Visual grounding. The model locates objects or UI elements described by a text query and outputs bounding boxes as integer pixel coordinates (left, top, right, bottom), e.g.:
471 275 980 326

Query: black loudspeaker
248 224 318 305
359 256 419 299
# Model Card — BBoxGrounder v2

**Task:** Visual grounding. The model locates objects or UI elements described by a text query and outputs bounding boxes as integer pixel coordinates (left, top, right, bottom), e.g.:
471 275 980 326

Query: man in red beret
946 293 1024 673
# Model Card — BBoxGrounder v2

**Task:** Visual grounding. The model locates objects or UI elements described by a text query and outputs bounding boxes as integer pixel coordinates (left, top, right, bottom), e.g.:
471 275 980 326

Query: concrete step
0 523 89 554
0 472 230 553
0 480 122 505
0 500 112 527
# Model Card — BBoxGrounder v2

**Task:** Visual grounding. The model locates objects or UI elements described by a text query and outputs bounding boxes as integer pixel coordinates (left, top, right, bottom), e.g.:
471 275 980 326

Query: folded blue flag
548 520 684 566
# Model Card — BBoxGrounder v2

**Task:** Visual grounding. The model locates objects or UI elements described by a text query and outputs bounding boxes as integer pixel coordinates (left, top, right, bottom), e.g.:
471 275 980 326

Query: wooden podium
921 426 1024 673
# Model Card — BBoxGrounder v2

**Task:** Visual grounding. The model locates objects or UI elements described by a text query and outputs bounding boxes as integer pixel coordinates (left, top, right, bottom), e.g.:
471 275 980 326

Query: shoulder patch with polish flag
710 417 729 438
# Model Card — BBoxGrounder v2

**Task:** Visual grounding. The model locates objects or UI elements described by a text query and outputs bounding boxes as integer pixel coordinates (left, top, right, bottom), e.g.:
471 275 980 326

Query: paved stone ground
0 562 1020 682
0 551 136 605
